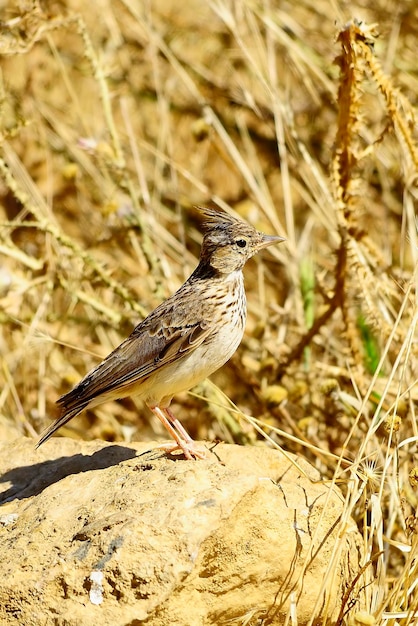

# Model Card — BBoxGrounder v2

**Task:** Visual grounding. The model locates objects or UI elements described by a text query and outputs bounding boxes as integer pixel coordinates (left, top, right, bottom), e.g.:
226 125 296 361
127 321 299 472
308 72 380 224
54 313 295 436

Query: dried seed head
319 378 340 397
383 414 402 434
409 467 418 489
357 458 382 493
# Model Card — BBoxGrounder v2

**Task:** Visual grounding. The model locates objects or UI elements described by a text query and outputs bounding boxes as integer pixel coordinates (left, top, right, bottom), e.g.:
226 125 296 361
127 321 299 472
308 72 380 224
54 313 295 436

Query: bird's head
196 206 285 274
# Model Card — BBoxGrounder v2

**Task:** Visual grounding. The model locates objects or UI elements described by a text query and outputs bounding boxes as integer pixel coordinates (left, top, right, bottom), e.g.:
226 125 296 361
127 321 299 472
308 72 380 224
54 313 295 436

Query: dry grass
1 0 417 624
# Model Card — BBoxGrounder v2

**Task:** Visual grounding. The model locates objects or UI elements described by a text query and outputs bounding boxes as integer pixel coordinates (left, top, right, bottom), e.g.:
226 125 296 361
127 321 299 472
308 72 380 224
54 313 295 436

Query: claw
157 440 208 460
149 405 208 460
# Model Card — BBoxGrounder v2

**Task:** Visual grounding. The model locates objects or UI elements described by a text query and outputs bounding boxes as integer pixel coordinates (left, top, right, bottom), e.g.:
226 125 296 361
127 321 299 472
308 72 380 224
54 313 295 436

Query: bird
37 207 285 459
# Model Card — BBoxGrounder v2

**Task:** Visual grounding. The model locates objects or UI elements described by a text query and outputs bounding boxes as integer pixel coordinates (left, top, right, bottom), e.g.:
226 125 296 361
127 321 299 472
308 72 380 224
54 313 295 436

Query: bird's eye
236 239 247 248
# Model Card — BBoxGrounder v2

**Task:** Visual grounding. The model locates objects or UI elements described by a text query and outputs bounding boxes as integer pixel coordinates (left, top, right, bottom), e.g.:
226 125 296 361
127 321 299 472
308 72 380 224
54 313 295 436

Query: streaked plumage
37 207 285 459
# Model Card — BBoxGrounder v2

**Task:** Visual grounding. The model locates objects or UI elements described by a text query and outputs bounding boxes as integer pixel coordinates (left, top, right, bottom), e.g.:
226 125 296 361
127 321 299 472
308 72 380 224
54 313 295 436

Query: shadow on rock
0 444 137 504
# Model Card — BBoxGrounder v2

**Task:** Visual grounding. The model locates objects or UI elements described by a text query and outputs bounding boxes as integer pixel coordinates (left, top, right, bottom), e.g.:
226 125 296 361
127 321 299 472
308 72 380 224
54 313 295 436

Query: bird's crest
195 206 245 232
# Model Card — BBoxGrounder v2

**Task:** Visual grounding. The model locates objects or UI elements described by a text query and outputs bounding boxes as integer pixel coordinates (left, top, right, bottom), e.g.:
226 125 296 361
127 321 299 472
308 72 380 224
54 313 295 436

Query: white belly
143 274 246 407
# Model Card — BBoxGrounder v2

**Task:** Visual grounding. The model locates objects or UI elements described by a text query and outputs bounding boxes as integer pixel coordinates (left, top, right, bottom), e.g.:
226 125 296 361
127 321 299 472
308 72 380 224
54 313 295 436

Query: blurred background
0 0 417 620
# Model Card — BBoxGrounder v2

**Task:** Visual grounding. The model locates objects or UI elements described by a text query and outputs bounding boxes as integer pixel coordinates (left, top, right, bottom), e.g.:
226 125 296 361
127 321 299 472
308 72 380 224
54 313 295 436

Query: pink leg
162 407 194 442
149 406 207 460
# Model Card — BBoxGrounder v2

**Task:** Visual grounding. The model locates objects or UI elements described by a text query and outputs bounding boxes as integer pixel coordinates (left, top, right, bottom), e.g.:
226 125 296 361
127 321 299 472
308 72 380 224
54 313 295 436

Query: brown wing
59 319 212 407
36 319 212 447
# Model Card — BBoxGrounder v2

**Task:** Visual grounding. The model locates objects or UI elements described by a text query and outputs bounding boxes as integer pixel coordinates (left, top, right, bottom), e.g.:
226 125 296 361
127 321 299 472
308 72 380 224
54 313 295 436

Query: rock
0 438 366 625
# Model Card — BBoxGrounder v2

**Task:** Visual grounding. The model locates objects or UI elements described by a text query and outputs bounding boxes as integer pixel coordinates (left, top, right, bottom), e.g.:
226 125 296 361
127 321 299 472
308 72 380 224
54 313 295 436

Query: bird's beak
257 234 286 250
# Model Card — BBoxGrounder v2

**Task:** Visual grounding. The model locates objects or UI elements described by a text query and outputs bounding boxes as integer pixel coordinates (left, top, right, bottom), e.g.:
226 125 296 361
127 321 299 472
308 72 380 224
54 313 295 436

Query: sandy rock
0 438 365 625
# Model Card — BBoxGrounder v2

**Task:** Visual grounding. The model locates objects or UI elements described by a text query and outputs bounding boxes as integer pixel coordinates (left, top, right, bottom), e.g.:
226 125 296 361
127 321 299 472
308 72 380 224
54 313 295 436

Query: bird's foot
157 440 208 460
149 406 208 460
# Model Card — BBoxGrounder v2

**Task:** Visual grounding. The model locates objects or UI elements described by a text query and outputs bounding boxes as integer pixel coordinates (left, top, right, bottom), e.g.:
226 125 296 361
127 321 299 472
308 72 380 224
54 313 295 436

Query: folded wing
36 319 212 447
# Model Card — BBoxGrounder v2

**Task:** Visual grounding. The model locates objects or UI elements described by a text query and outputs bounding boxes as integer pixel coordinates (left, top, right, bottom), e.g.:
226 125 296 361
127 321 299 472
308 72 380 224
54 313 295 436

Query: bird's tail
36 403 88 448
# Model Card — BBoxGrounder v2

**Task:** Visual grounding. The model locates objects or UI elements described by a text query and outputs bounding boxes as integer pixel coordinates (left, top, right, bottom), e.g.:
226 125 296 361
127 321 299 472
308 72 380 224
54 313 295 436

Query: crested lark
37 207 285 459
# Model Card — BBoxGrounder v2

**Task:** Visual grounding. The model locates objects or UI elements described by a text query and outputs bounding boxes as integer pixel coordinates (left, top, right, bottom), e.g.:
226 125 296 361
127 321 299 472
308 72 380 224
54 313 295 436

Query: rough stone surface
0 438 365 625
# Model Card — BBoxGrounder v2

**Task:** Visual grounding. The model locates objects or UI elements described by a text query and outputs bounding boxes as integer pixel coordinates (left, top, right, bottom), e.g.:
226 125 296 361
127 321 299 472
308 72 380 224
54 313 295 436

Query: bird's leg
163 407 195 442
149 405 207 460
